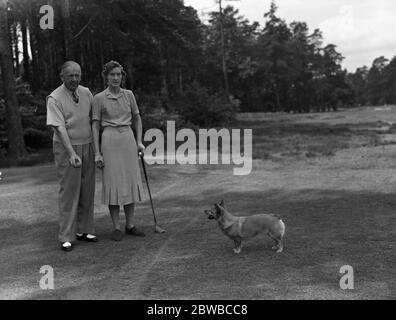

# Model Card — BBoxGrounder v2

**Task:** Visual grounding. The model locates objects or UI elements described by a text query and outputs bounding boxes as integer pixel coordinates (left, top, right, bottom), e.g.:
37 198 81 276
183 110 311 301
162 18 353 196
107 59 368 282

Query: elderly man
46 61 97 251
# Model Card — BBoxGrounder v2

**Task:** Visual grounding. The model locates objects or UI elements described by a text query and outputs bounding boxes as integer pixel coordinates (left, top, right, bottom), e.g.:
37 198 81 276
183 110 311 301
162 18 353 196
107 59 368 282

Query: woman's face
107 67 122 88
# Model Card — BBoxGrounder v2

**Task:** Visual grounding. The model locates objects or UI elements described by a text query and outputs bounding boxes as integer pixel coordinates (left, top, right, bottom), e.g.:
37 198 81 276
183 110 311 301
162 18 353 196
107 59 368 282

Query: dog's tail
279 219 285 238
270 214 285 237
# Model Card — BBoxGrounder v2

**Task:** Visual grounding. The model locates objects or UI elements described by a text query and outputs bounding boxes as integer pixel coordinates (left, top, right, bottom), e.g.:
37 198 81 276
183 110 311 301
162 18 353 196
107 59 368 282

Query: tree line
0 0 395 164
348 56 396 106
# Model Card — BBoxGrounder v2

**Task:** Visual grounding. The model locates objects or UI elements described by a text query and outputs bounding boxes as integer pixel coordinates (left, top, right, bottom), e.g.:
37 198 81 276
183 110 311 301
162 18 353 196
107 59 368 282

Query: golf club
139 152 166 233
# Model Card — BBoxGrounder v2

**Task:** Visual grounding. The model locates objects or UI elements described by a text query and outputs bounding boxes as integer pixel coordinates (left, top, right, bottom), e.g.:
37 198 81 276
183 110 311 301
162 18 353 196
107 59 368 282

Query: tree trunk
20 18 30 82
178 68 183 94
126 62 134 90
79 40 84 67
48 43 55 89
218 0 230 102
12 20 20 76
98 40 105 89
28 2 40 93
61 0 73 60
158 40 169 101
0 0 27 164
273 83 281 112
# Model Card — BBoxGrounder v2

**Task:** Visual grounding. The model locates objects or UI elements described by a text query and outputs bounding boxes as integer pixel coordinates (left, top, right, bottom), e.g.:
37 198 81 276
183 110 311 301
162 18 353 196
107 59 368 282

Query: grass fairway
1 106 396 300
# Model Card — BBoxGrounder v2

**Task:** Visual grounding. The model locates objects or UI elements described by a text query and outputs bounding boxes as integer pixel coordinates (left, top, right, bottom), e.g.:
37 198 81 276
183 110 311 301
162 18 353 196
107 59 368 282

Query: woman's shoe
125 226 146 237
76 233 98 242
111 229 123 241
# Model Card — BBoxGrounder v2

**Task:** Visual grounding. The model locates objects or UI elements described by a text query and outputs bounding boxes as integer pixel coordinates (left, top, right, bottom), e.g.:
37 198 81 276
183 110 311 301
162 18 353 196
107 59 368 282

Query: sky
184 0 396 73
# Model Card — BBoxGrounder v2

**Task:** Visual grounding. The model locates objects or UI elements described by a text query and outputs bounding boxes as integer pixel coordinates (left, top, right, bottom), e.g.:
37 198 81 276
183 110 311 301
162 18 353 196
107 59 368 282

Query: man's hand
69 153 82 168
137 142 145 156
95 153 104 169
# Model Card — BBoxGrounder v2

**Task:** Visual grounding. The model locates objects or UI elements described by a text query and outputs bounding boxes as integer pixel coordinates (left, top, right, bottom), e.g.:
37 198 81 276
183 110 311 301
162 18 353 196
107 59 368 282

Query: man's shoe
125 226 146 237
111 229 123 241
61 242 73 252
76 233 98 242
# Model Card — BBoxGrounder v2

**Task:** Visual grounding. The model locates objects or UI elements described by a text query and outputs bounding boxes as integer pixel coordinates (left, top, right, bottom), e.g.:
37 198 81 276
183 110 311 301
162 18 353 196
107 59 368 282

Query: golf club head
155 225 166 233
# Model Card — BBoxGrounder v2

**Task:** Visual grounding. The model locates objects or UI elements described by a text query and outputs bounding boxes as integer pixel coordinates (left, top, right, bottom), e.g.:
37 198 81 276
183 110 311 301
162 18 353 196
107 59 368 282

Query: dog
204 200 285 254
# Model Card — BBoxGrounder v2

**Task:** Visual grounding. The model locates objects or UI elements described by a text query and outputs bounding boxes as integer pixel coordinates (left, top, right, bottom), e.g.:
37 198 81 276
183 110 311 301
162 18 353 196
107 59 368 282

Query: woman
92 60 145 241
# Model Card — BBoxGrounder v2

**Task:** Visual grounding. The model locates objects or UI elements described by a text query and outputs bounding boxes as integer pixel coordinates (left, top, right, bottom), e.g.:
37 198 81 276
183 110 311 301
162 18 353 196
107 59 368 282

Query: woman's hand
95 153 104 169
137 142 145 157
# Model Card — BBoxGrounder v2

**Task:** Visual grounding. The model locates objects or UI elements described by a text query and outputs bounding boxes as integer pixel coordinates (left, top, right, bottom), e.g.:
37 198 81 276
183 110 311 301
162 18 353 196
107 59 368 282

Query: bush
142 112 183 132
17 149 54 166
23 127 52 149
137 92 164 115
175 82 238 127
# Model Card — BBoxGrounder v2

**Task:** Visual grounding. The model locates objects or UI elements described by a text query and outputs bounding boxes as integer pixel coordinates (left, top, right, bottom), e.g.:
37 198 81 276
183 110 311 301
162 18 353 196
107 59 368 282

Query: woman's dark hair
102 60 127 87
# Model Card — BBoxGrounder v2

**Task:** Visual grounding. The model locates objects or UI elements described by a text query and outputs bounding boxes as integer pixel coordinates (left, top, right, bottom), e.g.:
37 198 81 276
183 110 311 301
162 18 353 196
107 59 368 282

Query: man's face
61 65 81 91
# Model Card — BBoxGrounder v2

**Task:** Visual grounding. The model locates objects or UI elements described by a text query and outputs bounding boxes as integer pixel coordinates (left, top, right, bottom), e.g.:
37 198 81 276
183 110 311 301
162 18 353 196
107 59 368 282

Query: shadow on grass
2 187 395 299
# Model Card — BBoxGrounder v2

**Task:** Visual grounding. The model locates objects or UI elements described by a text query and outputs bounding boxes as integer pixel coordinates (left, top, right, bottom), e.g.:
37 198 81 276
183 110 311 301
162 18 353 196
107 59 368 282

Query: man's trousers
53 141 95 243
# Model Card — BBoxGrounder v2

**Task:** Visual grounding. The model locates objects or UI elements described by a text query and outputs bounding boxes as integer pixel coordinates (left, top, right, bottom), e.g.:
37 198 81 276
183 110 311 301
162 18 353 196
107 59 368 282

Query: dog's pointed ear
214 203 224 212
219 199 225 208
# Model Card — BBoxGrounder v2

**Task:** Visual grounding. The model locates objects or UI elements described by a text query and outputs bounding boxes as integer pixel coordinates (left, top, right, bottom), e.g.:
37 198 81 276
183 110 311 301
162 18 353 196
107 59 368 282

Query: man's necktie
72 91 79 103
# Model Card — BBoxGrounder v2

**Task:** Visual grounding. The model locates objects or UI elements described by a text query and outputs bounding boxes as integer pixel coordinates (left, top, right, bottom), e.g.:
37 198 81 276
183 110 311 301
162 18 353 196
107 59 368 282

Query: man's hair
60 61 81 76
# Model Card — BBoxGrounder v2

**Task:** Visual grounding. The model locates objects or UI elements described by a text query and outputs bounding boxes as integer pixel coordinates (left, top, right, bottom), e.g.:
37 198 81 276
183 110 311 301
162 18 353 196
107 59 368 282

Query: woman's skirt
101 126 144 205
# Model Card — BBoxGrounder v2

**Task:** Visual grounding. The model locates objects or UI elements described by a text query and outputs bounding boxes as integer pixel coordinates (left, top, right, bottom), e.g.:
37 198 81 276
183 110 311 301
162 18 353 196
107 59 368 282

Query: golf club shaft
140 154 158 224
